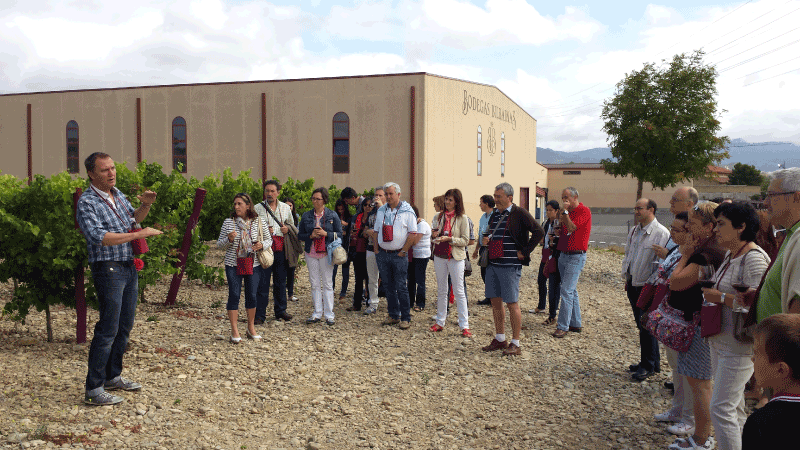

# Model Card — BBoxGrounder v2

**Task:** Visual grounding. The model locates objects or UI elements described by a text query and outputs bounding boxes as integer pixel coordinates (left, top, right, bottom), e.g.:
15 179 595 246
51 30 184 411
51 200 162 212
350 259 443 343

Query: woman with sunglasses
216 193 272 343
666 202 726 450
298 187 343 325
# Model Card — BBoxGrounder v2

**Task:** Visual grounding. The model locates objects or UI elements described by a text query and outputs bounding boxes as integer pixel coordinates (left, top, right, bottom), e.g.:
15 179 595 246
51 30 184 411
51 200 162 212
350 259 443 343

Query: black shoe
254 318 265 325
664 381 674 390
628 364 639 372
632 367 655 381
275 313 293 322
477 299 492 306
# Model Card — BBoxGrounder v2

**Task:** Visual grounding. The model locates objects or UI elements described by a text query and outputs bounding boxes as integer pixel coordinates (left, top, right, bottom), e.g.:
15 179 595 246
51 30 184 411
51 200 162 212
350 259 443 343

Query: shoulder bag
732 249 764 343
480 211 510 267
645 300 699 353
329 232 348 265
263 203 302 267
255 218 274 269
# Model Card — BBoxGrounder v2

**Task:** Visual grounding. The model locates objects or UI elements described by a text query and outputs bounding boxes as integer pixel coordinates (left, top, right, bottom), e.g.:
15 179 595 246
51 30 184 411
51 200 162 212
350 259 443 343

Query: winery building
0 72 544 220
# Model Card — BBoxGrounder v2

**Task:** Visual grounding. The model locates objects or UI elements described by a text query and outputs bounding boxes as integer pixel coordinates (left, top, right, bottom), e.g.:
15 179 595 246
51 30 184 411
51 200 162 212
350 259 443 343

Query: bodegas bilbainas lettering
462 90 517 130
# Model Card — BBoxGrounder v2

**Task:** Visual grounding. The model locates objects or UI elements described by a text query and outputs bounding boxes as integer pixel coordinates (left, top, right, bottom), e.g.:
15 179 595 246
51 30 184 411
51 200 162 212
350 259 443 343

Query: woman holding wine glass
698 202 770 450
666 201 726 450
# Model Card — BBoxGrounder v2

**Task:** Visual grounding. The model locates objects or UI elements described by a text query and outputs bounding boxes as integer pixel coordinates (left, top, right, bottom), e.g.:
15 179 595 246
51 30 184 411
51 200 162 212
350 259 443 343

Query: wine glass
731 266 750 313
698 266 716 305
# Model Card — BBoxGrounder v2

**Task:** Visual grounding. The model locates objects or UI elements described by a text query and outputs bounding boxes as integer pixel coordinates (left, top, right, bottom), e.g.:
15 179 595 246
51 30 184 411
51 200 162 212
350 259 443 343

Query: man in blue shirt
76 152 162 406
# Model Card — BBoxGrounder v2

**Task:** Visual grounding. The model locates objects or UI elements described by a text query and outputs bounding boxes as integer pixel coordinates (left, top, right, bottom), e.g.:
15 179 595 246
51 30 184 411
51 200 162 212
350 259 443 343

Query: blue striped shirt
76 186 136 263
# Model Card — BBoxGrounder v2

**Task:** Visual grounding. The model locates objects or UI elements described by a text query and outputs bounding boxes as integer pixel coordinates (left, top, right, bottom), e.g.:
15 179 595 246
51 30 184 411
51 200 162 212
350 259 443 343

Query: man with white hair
373 182 418 329
757 168 800 319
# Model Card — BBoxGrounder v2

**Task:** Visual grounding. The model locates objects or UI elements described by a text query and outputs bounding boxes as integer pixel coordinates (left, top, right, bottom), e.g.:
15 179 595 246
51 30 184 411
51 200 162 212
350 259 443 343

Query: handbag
255 218 274 268
478 245 489 268
329 233 348 265
464 253 473 277
645 301 699 353
732 310 754 343
485 211 510 261
636 283 656 310
236 256 254 275
700 304 723 338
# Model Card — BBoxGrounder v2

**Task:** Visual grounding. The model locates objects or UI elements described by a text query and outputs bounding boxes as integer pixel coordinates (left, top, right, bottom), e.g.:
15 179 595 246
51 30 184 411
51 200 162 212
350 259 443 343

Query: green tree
727 162 764 186
600 50 730 200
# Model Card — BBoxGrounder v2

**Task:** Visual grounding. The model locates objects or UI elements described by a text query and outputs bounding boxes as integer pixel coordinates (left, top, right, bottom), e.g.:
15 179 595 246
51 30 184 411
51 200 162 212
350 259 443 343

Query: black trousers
537 257 562 319
352 251 368 309
627 280 660 372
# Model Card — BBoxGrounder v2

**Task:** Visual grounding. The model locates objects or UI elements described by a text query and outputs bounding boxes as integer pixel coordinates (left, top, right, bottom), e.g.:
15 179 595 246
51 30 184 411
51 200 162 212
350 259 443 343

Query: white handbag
256 219 274 268
330 233 348 265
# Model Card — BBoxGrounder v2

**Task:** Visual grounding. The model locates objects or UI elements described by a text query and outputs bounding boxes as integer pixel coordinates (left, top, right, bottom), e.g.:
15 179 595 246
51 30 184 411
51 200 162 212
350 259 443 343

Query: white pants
306 255 335 321
666 346 695 427
433 256 469 330
709 327 754 450
366 250 380 307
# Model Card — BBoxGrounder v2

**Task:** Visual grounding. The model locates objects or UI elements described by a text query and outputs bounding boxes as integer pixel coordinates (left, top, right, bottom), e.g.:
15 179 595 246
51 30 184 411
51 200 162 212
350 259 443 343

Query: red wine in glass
732 283 749 293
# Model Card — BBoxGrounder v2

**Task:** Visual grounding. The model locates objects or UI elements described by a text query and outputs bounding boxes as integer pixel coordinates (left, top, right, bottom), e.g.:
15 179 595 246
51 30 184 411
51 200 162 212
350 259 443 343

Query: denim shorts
485 264 522 303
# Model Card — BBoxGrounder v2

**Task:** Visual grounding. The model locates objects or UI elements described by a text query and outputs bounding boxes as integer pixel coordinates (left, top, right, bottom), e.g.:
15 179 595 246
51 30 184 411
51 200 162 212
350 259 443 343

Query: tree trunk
636 178 644 201
45 303 53 343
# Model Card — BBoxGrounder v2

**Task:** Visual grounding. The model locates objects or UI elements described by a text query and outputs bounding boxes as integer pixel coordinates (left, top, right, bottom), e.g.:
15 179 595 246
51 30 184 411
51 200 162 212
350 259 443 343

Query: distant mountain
537 139 800 172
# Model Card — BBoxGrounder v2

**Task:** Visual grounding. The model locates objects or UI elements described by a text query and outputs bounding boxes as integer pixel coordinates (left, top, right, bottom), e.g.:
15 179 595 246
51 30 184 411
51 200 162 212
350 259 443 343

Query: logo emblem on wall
486 124 497 156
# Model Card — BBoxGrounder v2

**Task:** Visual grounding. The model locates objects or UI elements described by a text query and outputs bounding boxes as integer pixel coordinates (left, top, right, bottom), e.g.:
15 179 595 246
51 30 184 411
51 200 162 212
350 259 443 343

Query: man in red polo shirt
552 187 592 338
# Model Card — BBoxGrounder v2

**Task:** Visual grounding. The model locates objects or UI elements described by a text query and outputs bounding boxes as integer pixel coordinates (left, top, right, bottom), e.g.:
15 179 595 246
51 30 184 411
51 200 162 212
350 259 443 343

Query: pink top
307 210 326 259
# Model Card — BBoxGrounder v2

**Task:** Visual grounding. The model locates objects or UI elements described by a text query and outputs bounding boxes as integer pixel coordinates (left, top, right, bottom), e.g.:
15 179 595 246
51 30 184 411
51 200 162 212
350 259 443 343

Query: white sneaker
667 421 696 436
654 410 681 422
668 435 714 449
363 305 377 315
290 296 298 302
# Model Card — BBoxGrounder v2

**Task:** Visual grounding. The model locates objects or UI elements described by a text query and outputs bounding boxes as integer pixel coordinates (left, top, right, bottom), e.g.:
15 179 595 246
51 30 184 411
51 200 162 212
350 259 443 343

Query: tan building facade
0 73 541 221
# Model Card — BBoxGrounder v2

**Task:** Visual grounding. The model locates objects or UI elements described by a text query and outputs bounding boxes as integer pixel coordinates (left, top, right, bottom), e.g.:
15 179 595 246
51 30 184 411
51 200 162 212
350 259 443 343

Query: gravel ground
1 246 689 450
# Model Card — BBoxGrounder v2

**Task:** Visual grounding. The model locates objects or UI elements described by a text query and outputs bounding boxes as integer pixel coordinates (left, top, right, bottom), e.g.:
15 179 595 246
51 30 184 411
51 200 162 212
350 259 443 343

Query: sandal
542 317 556 325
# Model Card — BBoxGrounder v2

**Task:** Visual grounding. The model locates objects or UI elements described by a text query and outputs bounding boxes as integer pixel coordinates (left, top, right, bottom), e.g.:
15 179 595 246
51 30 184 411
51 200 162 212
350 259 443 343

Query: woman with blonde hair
430 188 471 337
216 193 272 343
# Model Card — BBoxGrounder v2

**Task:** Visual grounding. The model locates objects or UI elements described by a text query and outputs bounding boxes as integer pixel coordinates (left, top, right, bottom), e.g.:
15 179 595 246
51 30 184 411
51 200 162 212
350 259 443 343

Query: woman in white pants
430 188 471 337
701 202 770 450
297 187 343 326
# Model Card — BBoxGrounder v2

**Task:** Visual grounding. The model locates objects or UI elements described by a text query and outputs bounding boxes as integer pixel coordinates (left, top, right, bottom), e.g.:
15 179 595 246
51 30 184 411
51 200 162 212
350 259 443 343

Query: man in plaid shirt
76 152 162 406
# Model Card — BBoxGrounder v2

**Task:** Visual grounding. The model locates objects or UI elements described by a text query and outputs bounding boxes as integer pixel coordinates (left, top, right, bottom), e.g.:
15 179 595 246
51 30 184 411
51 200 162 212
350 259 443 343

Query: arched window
66 120 79 174
500 132 505 177
172 116 187 173
477 126 482 176
332 112 349 173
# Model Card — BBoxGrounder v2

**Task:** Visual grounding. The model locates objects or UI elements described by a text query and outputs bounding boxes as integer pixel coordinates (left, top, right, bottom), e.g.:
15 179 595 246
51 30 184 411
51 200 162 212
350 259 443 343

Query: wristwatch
720 292 726 304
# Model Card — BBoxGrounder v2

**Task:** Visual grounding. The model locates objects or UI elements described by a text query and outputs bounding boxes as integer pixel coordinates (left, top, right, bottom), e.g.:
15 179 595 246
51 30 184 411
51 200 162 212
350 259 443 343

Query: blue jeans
225 265 259 311
255 250 287 320
407 257 429 309
376 249 411 322
556 252 586 331
85 260 139 396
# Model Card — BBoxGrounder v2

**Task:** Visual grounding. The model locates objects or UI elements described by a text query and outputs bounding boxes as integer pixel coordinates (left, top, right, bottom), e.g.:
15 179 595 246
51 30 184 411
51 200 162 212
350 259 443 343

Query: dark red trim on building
27 104 32 184
409 87 416 207
261 93 267 182
136 98 142 163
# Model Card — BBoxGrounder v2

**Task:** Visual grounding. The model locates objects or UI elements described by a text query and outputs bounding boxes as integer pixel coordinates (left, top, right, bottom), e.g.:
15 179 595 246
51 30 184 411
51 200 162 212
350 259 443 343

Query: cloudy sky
1 0 798 151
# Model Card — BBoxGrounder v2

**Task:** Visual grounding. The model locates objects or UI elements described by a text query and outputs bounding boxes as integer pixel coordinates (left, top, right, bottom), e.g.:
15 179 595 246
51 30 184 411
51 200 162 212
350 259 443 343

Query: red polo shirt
565 203 591 252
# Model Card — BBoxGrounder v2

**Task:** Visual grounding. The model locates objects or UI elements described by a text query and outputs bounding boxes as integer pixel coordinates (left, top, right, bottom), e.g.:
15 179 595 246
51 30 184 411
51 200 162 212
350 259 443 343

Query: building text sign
462 90 517 130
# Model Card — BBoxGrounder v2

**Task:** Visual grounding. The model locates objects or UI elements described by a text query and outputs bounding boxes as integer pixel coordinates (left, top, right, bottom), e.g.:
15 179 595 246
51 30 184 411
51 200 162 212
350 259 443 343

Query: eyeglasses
311 197 324 201
765 191 797 198
633 206 646 211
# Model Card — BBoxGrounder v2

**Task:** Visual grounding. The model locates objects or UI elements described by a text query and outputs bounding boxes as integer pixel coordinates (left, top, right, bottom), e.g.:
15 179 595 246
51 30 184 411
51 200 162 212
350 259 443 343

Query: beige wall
421 76 538 222
0 73 545 224
546 168 694 209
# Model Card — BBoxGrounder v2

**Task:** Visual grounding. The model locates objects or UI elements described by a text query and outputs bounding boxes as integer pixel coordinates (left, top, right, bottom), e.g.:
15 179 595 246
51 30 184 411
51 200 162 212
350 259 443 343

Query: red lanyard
92 185 133 227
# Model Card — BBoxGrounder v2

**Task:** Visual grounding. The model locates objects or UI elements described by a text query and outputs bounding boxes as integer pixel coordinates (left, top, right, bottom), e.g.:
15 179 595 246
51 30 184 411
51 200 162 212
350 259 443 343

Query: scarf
236 217 254 257
442 210 456 234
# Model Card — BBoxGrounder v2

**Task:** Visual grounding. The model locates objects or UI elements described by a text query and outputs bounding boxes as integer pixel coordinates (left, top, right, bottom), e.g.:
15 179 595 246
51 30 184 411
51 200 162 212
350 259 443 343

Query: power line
718 37 800 72
743 66 800 85
706 5 800 56
713 26 800 66
732 55 800 79
653 0 754 58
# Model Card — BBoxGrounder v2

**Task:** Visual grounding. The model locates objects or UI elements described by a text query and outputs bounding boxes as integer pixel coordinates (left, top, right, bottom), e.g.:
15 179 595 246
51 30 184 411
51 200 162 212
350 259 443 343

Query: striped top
486 208 519 267
216 217 272 268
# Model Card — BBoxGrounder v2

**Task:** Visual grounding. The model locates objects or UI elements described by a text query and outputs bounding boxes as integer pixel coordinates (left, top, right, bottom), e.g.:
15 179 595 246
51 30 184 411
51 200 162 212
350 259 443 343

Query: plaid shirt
76 186 136 263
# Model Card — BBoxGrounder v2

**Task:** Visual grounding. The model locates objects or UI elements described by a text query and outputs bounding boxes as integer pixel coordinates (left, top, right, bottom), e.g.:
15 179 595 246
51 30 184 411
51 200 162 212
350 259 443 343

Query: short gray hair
767 168 800 192
686 187 699 205
563 186 579 198
374 185 385 193
495 182 513 197
383 182 401 194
